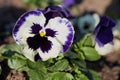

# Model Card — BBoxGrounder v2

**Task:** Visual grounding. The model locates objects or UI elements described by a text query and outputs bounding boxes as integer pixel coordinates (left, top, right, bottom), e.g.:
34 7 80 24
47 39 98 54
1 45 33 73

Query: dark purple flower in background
63 0 75 8
94 16 115 47
63 0 83 8
38 6 73 25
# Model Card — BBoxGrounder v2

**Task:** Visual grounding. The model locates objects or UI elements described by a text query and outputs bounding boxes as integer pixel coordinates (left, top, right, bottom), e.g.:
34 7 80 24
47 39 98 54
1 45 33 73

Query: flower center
39 30 45 37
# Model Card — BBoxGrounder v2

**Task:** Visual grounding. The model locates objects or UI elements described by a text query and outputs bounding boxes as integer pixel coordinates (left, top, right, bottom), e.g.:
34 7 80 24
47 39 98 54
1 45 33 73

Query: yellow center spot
39 31 45 37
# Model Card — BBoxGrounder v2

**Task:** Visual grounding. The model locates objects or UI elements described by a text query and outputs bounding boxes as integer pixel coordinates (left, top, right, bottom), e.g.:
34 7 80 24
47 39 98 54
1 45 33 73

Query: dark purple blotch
31 23 42 34
45 28 57 37
34 53 41 61
27 34 52 53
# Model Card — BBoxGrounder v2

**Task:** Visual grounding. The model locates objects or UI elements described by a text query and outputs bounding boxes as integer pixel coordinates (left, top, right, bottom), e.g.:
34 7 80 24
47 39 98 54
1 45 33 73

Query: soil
87 52 120 80
6 70 27 80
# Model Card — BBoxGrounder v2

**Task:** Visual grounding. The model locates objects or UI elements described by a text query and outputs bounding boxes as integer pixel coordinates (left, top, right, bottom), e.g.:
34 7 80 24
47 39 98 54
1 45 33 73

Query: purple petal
95 16 115 46
44 11 63 25
63 0 83 8
63 0 75 7
43 6 71 18
41 6 73 25
95 28 113 47
99 16 115 28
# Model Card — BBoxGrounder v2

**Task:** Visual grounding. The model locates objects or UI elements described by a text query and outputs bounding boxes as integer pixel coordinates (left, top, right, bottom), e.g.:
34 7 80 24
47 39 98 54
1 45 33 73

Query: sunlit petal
22 45 37 61
13 11 46 44
46 17 74 52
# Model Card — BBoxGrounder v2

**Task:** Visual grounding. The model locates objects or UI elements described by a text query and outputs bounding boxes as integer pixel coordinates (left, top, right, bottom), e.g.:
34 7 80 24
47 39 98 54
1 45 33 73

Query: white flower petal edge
95 42 113 55
37 37 62 61
13 11 46 44
46 17 74 52
23 45 37 61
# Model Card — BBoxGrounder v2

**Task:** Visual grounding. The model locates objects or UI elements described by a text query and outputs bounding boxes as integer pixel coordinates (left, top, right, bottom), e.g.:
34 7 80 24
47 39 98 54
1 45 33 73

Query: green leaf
2 43 22 54
89 70 102 80
49 72 74 80
48 59 69 72
77 51 85 60
81 47 101 61
27 60 46 72
74 73 89 80
56 53 64 60
71 60 86 71
27 69 46 80
1 44 26 71
23 0 49 8
8 56 26 70
27 60 47 80
1 43 25 60
70 44 85 60
21 60 47 80
78 34 94 47
13 59 47 80
6 47 27 70
64 51 78 59
83 35 94 47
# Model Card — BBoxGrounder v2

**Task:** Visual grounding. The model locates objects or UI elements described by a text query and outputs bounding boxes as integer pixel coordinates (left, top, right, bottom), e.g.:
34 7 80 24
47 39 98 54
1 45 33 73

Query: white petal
37 37 62 61
45 17 74 52
13 11 46 45
22 45 36 61
93 13 100 27
95 42 113 55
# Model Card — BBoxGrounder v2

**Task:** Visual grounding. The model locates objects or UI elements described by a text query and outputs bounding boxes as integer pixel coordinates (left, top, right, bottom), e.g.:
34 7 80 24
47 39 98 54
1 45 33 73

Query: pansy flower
94 16 115 55
13 9 74 61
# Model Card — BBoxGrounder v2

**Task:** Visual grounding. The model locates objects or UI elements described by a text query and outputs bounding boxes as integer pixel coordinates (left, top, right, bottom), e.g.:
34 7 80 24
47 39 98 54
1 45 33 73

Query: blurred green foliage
23 0 62 8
